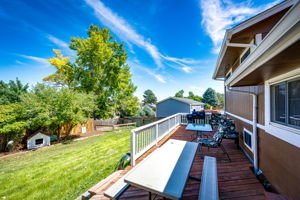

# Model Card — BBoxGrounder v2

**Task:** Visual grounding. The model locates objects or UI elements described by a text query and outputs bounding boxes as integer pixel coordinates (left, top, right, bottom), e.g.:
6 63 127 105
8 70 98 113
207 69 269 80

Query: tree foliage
44 25 139 118
175 90 184 98
187 91 203 102
216 92 224 106
137 105 155 117
0 78 28 105
143 89 157 105
20 84 96 137
202 88 218 106
112 65 140 117
43 49 77 87
0 104 27 150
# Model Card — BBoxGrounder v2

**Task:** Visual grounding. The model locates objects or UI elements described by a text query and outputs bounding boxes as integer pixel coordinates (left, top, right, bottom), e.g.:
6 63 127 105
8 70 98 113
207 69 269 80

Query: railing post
130 130 136 166
155 123 159 146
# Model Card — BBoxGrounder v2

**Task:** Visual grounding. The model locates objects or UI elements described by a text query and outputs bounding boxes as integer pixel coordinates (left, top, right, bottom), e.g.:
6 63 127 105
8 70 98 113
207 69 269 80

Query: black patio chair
197 129 231 162
220 121 239 144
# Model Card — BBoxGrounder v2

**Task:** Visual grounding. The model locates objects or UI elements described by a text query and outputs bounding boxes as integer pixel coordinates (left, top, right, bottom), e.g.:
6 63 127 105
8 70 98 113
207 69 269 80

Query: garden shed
27 133 50 150
156 97 205 117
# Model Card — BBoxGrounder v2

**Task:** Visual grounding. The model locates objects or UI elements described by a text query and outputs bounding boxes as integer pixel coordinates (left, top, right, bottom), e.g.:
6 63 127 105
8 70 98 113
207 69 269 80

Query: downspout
226 86 259 174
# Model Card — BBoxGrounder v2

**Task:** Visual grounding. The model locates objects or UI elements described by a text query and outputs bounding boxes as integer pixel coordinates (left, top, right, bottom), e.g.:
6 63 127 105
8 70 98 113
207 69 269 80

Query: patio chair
219 121 239 145
209 113 221 128
197 129 231 162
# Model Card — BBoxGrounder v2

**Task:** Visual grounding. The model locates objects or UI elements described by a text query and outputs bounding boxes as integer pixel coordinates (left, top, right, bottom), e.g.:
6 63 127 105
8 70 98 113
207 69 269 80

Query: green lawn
0 127 132 200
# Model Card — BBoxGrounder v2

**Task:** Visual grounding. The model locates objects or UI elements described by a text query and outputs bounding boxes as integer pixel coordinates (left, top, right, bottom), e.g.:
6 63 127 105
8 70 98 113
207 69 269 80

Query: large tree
0 104 27 151
175 90 184 98
187 91 203 102
112 65 140 117
143 89 157 105
44 25 139 118
216 92 224 106
21 84 96 138
0 78 28 105
202 88 218 106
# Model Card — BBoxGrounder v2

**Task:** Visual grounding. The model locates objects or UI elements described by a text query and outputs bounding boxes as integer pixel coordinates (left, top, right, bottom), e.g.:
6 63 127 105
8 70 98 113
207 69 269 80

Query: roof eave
212 0 296 80
212 30 232 80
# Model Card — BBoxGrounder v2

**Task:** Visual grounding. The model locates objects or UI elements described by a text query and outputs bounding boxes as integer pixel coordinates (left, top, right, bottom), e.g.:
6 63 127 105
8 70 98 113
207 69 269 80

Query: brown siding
258 130 300 199
227 115 300 199
226 115 254 159
225 85 264 124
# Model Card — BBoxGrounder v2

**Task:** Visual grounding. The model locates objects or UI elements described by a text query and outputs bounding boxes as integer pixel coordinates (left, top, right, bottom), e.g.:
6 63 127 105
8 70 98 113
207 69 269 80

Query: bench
198 156 219 200
103 177 130 200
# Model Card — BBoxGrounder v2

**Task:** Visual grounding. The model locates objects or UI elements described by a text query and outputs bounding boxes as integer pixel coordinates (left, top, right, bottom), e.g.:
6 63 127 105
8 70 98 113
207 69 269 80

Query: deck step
88 170 123 196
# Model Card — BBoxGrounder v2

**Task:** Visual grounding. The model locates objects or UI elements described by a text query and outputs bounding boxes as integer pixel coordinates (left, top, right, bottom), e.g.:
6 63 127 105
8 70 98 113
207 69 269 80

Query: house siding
225 85 264 124
156 99 190 117
225 86 300 199
258 129 300 199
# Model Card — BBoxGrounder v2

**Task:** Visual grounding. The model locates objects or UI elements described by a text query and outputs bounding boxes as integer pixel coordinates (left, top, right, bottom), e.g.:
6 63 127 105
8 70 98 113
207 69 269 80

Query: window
243 128 252 150
271 78 300 129
225 69 232 80
240 48 251 63
35 138 43 145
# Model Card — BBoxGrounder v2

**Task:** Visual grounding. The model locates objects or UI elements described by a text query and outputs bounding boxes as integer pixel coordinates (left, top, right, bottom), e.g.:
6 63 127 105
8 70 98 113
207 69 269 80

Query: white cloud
18 54 50 68
181 66 192 73
128 60 166 83
85 0 204 73
47 35 75 56
85 0 162 67
47 35 69 49
200 0 283 53
19 55 48 64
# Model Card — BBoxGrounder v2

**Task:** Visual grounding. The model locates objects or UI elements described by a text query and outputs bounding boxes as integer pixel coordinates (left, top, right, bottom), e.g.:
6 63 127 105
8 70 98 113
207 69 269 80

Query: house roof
156 97 205 106
27 132 50 140
212 0 296 80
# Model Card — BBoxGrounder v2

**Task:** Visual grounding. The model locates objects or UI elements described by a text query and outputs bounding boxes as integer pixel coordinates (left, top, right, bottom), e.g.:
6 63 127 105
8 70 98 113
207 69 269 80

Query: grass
0 127 133 200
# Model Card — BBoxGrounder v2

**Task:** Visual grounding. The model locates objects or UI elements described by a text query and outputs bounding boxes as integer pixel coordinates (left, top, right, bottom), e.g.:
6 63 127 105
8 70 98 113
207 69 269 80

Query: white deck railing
130 113 192 166
130 113 212 165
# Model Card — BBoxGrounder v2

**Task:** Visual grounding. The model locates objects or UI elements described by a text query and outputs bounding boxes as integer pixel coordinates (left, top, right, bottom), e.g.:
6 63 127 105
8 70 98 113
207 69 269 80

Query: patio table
124 139 198 200
186 123 213 141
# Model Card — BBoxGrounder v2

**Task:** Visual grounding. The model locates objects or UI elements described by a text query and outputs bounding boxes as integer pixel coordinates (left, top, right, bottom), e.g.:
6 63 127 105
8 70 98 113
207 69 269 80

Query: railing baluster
131 113 190 166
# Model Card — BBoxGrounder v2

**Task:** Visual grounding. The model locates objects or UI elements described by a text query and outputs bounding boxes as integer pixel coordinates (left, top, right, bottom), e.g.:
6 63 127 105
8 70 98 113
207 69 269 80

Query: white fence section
130 113 189 165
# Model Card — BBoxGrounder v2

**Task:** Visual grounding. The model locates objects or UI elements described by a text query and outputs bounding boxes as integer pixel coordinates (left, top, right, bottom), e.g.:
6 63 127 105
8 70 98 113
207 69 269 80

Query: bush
137 110 146 117
143 105 155 116
50 135 58 142
204 104 212 110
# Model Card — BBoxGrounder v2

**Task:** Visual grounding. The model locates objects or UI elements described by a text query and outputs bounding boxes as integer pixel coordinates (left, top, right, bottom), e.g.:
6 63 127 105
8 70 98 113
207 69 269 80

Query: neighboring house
213 0 300 198
156 97 204 117
27 133 50 150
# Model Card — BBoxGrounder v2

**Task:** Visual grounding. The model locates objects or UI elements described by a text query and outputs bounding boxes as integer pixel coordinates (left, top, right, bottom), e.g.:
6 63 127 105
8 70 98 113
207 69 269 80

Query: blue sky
0 0 281 101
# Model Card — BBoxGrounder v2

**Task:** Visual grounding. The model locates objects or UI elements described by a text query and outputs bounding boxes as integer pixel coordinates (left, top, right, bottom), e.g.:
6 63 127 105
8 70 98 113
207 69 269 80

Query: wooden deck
90 125 265 200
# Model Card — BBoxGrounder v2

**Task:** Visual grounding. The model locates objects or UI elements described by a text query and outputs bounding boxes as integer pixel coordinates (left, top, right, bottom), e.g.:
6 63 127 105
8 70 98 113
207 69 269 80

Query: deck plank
90 125 265 200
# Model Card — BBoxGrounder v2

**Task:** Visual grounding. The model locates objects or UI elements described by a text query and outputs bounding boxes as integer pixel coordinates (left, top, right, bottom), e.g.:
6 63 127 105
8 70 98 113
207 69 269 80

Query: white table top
124 139 198 199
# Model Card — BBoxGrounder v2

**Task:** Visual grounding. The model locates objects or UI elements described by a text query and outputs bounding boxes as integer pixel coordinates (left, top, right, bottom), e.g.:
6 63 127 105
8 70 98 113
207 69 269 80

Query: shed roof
27 132 50 140
156 97 205 106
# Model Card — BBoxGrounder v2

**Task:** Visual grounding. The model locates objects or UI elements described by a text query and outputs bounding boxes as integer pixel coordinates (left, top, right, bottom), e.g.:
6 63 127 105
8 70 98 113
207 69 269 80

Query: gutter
226 87 259 174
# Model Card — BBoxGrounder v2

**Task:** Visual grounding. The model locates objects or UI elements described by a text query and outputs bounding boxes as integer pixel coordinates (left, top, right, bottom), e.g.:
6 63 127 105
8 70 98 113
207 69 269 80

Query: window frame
270 77 300 130
35 138 44 145
243 128 253 152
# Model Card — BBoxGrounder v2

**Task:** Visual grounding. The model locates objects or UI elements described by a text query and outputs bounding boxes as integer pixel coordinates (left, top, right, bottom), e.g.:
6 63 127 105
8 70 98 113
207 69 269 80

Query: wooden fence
61 119 95 136
94 117 161 127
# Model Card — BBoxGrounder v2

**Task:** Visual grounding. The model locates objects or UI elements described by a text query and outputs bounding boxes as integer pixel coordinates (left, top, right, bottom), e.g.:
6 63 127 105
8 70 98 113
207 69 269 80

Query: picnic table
186 123 213 141
124 139 199 199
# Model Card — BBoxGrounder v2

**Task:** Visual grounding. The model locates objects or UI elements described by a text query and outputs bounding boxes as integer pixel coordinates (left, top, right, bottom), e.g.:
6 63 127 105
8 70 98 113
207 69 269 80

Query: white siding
27 133 50 150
